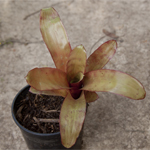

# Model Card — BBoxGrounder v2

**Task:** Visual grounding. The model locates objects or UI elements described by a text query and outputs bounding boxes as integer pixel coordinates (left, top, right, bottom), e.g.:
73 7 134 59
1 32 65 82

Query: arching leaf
86 40 117 72
40 7 72 72
82 69 146 100
60 92 86 148
26 68 69 91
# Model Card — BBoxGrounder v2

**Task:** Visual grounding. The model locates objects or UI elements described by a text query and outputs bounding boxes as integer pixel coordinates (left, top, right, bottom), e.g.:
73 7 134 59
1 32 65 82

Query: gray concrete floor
0 0 150 149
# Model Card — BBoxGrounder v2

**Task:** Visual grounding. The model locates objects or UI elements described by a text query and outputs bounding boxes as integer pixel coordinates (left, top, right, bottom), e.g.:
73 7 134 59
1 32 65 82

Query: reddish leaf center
69 81 83 99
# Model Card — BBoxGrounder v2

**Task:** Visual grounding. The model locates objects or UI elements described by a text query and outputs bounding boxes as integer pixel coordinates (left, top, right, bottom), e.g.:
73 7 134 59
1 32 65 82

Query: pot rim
11 84 61 137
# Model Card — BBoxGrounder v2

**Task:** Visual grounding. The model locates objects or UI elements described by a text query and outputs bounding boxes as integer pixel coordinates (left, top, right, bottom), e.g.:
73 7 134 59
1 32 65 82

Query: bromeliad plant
26 7 146 148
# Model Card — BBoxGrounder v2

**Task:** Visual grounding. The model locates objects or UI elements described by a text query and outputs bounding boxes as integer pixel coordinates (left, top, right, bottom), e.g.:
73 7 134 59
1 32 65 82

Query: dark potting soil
15 91 64 133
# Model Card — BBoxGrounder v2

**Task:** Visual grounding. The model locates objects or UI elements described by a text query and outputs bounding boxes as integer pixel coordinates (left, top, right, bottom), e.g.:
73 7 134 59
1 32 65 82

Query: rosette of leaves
26 7 146 148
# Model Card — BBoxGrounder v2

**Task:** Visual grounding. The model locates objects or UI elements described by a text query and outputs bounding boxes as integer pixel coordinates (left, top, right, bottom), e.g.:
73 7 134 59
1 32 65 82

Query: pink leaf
26 67 69 91
86 40 117 72
82 69 146 100
29 87 68 97
60 92 86 148
40 7 72 72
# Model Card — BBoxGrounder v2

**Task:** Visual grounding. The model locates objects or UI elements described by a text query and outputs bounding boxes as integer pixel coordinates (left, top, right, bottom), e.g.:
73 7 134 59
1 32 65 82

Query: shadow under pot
11 85 84 150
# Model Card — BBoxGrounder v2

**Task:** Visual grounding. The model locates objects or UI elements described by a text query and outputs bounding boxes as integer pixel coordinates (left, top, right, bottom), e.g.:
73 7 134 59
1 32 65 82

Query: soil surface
16 92 64 133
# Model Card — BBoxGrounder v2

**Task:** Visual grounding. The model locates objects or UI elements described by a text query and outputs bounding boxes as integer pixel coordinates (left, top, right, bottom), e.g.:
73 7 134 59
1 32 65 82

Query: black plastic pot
11 85 84 150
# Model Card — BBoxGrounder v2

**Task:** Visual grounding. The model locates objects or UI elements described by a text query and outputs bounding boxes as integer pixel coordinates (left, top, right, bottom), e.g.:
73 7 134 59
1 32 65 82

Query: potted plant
12 7 146 149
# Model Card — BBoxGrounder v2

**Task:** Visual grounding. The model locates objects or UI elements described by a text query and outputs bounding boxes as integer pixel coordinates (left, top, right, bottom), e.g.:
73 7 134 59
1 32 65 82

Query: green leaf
86 40 117 72
29 87 68 97
67 45 86 83
26 67 69 91
82 69 146 100
40 7 72 72
84 91 98 103
70 72 84 84
60 91 86 148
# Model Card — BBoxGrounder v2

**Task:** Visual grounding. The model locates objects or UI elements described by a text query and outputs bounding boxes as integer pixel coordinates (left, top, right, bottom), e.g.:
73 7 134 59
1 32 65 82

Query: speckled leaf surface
40 7 72 72
60 92 86 148
86 40 117 72
29 87 68 97
84 91 99 103
82 69 146 100
67 45 86 83
26 68 69 91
